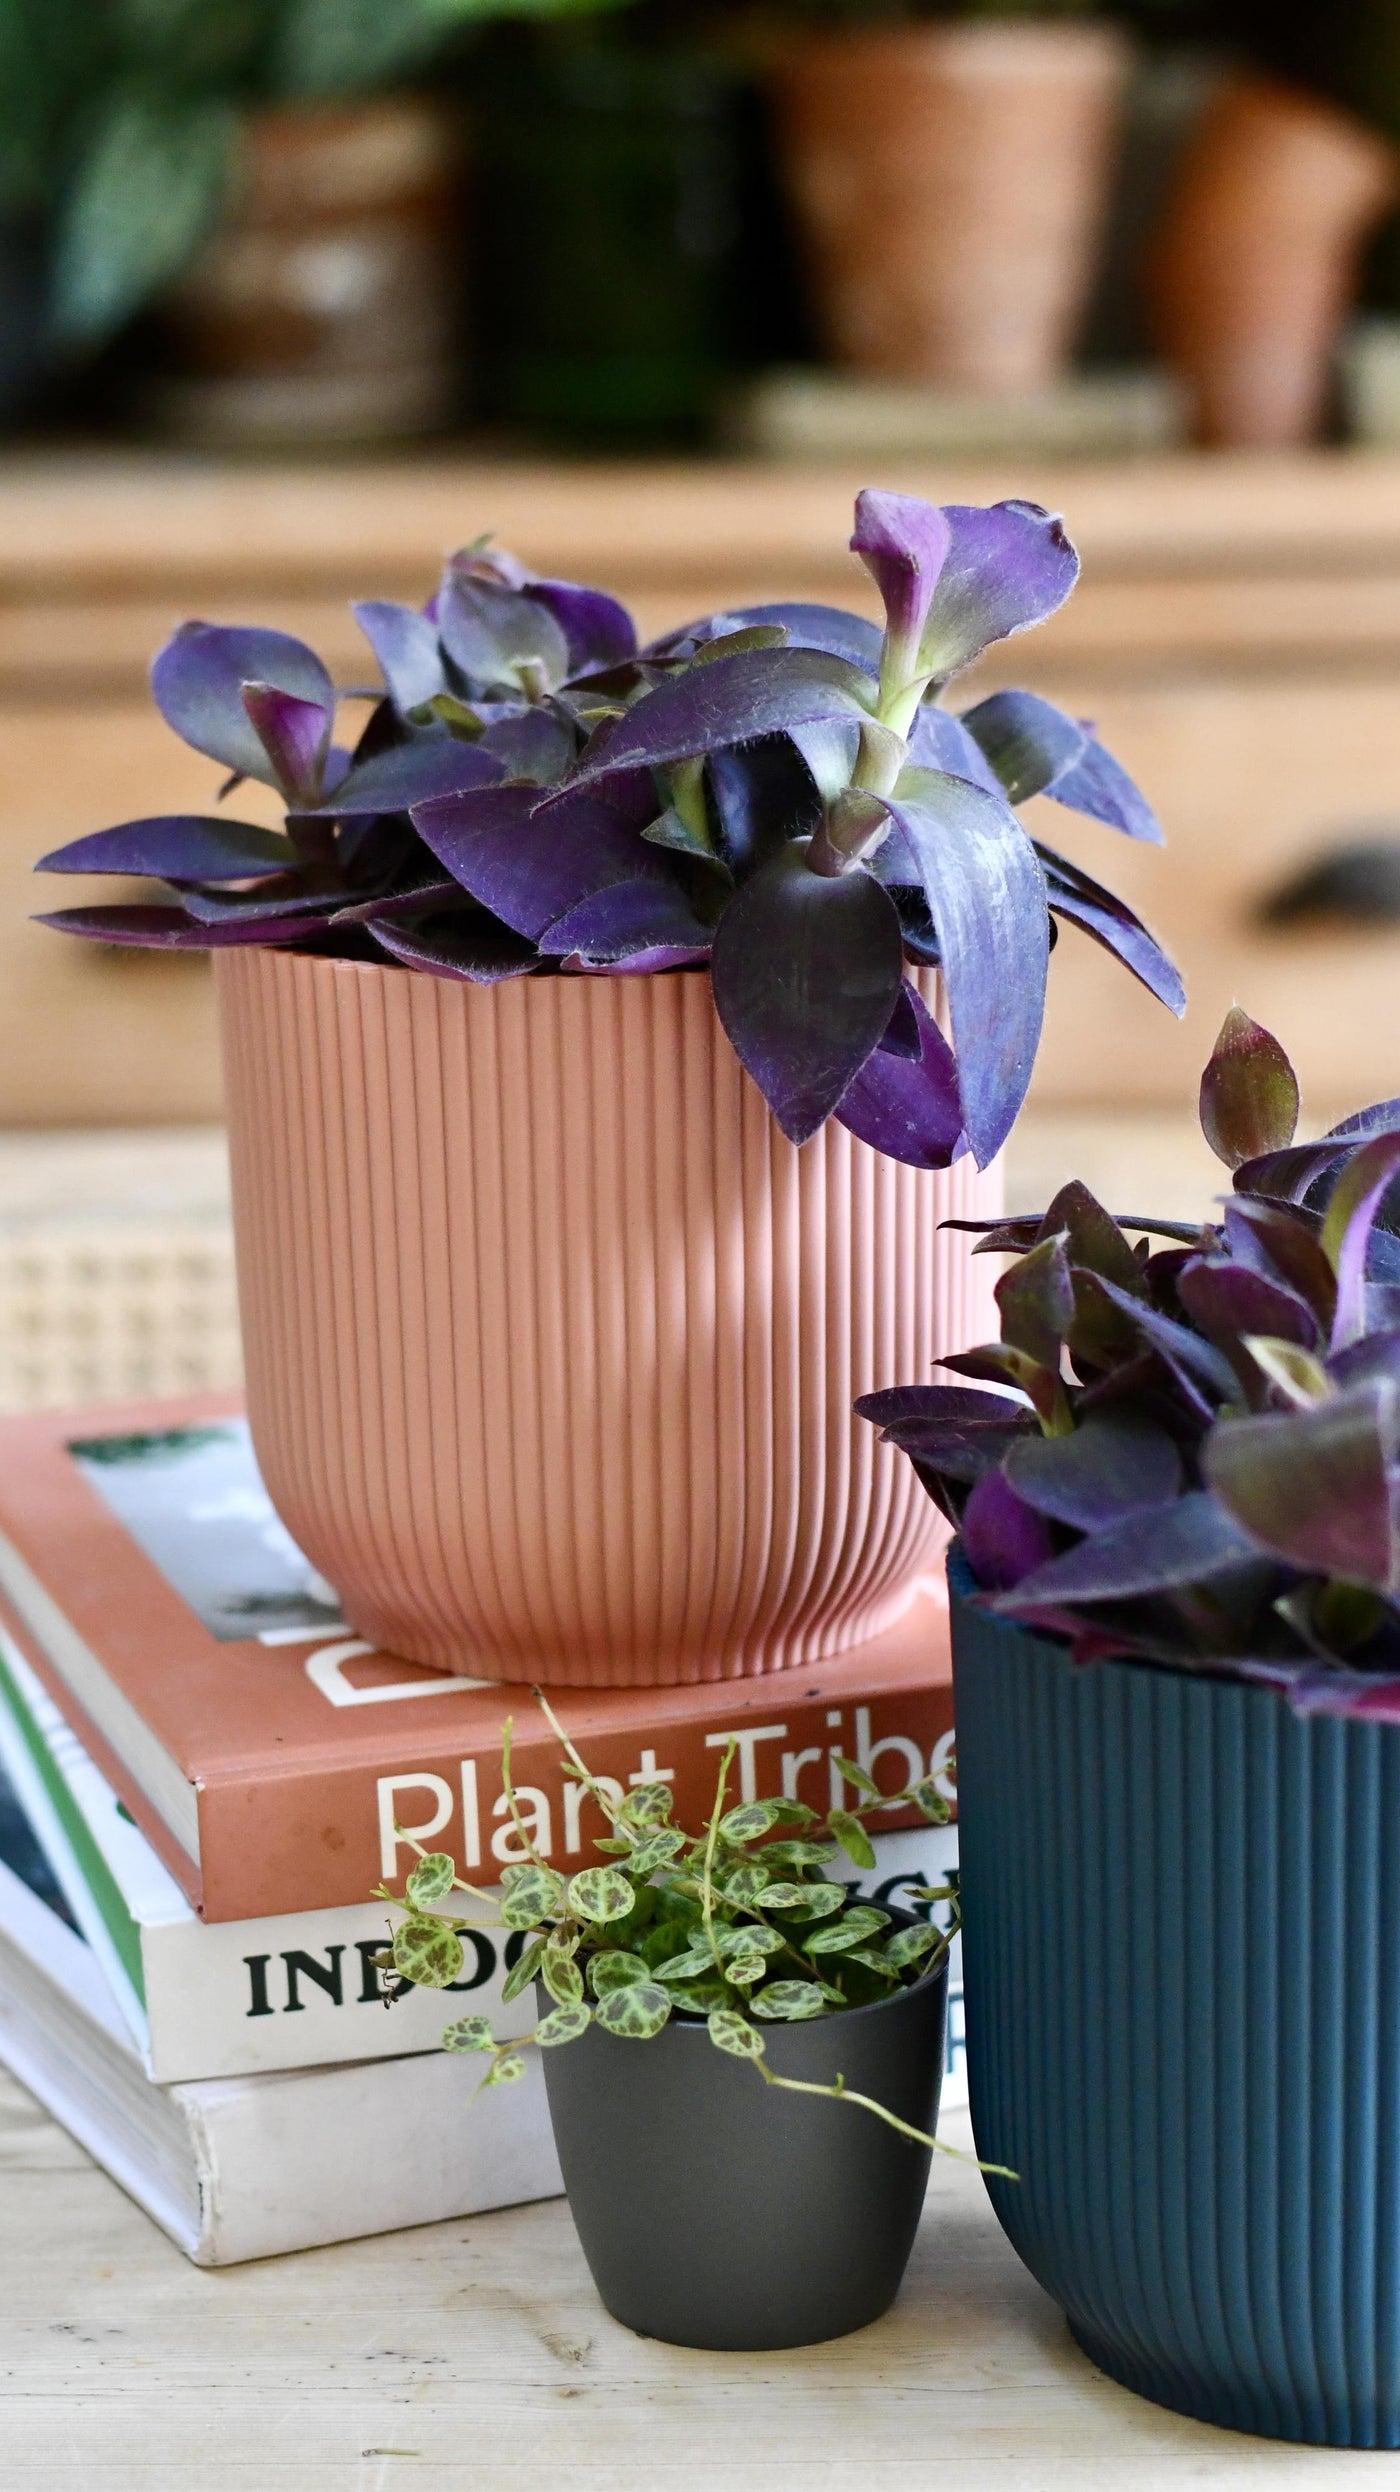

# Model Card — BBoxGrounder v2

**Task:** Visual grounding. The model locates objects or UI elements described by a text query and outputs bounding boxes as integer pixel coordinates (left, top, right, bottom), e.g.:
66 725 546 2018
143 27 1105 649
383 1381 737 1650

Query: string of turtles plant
376 1692 980 2157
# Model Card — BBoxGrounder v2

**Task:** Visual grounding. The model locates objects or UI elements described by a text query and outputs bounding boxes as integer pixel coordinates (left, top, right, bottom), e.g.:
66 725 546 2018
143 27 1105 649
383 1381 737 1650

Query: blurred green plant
0 0 629 355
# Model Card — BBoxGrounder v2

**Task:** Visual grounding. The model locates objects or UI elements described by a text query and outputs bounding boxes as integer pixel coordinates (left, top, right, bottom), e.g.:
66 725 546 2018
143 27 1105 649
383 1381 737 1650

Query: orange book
0 1395 954 1924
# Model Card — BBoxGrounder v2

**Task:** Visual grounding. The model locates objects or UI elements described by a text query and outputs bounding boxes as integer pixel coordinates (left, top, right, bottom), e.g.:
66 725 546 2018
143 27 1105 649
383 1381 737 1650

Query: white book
0 1625 966 2101
0 1754 562 2265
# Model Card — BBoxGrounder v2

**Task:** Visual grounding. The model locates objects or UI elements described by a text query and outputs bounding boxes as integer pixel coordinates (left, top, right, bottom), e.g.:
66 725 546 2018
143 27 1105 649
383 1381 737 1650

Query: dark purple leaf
995 1492 1259 1609
1232 1139 1349 1204
1044 728 1163 845
706 736 823 876
904 707 1004 796
240 682 332 805
538 875 715 962
478 707 576 785
1204 1384 1398 1585
413 784 656 943
1039 1180 1145 1291
857 1383 1027 1439
366 912 538 983
35 816 297 882
1200 1007 1300 1171
309 734 503 819
1176 1256 1318 1352
1036 842 1185 1014
352 600 445 714
1325 1099 1400 1141
835 982 964 1168
876 766 1048 1167
1330 1330 1400 1392
850 489 951 673
710 846 904 1145
34 903 334 948
1223 1200 1338 1327
150 622 334 786
1323 1131 1400 1350
650 603 884 675
961 1470 1056 1592
583 945 711 976
939 1341 1066 1431
995 1234 1074 1369
1088 1273 1240 1400
438 574 569 693
880 980 923 1061
1004 1413 1182 1531
332 874 460 926
959 689 1085 804
555 649 873 802
178 876 344 926
526 580 636 674
917 501 1079 683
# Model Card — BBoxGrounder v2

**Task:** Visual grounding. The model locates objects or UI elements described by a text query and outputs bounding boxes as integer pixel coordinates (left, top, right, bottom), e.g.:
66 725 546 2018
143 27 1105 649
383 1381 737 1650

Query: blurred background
5 0 1400 1409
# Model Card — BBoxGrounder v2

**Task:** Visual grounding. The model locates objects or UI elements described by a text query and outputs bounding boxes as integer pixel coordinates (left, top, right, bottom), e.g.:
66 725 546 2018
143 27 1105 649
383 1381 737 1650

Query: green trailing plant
377 1691 977 2156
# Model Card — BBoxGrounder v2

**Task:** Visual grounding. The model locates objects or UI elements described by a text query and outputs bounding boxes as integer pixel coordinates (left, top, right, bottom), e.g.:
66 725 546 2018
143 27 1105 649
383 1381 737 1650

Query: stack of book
0 1392 961 2264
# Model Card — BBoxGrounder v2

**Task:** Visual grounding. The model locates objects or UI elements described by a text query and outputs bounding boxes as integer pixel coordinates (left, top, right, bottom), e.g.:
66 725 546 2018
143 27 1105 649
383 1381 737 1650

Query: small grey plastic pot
538 1913 948 2352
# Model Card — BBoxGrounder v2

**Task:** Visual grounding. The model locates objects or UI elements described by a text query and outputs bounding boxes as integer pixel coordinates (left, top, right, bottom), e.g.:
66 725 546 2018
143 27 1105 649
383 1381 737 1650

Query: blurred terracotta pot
1146 78 1396 449
155 96 461 446
216 949 999 1687
770 21 1129 391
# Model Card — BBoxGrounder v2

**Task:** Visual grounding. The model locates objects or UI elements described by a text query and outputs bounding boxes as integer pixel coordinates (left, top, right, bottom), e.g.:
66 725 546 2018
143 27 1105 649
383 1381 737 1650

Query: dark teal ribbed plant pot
951 1548 1400 2448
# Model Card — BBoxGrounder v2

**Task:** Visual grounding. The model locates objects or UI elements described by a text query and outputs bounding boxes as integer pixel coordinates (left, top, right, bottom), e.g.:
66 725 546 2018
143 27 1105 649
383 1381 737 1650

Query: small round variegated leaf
802 1906 891 1957
405 1851 457 1908
843 1948 899 1978
765 1882 848 1920
761 1841 838 1869
622 1783 674 1829
828 1809 877 1871
662 1976 732 2012
652 1946 714 1981
707 2008 766 2060
718 1800 785 1844
831 1754 883 1802
627 1829 685 1875
752 1980 827 2021
393 1915 465 1988
769 1800 817 1827
441 2013 495 2053
483 2053 526 2086
720 1861 772 1906
725 1952 769 1988
588 1949 651 1997
715 1924 785 1959
542 1947 585 2006
912 1776 952 1823
501 1865 566 1929
534 2002 593 2048
594 1981 671 2039
883 1921 945 1970
502 1934 547 2003
567 1866 637 1923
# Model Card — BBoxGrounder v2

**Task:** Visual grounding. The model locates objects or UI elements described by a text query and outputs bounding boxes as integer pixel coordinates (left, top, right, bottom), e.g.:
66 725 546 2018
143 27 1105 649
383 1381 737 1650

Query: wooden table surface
2 2070 1395 2490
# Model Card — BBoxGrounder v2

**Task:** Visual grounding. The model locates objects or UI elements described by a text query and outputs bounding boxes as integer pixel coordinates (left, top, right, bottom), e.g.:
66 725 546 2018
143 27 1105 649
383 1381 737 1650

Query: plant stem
701 1739 736 1976
752 2063 1016 2174
533 1686 628 1828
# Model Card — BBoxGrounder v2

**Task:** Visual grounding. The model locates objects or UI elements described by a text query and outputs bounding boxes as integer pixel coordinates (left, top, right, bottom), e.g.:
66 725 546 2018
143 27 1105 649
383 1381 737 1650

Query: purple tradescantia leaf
1322 1132 1400 1351
1326 1098 1400 1141
995 1235 1074 1369
151 622 334 787
1204 1383 1399 1586
240 682 332 806
333 875 460 926
478 707 576 785
1201 1007 1300 1171
876 766 1049 1167
366 912 538 982
1176 1256 1319 1352
904 708 1004 796
1004 1412 1182 1531
857 1382 1027 1440
650 604 884 675
850 490 951 681
1232 1139 1349 1205
178 876 345 926
526 580 636 674
413 783 657 943
1044 727 1163 845
1035 843 1186 1014
710 846 904 1145
836 982 964 1168
916 502 1080 684
554 649 873 803
36 816 297 881
1331 1330 1400 1392
1223 1200 1338 1328
961 1469 1057 1592
353 600 445 715
995 1491 1260 1609
583 944 712 975
960 689 1085 804
538 875 716 962
34 903 337 948
879 980 924 1060
438 573 570 695
310 736 504 818
1089 1273 1240 1401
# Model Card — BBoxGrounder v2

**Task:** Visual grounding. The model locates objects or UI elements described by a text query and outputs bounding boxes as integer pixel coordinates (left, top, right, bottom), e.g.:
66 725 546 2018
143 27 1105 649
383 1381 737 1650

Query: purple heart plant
859 1008 1400 1720
35 493 1177 1169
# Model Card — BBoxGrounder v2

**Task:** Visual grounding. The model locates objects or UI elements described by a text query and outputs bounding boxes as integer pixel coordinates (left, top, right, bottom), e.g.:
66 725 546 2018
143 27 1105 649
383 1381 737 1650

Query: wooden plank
0 2066 1379 2487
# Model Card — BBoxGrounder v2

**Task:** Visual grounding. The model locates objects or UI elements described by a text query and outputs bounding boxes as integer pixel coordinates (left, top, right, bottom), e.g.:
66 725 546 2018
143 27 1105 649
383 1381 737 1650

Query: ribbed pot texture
951 1552 1400 2447
216 949 999 1685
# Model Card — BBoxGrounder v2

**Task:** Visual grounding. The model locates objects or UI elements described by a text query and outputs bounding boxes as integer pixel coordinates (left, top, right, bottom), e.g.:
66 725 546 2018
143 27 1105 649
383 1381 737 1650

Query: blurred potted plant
766 0 1131 392
864 1009 1400 2445
380 1697 966 2349
36 489 1179 1685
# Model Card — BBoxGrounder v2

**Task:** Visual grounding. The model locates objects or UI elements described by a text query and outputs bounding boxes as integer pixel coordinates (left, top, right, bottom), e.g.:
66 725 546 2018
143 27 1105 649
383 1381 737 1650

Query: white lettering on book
377 1772 453 1874
703 1722 786 1801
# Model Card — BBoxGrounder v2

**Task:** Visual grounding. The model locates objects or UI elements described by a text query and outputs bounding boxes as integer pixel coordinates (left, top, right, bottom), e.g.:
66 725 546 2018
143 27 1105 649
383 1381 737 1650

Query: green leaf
720 1861 773 1906
718 1800 785 1844
542 1948 585 2007
482 2053 526 2086
392 1915 465 1989
534 2001 592 2048
500 1865 566 1929
995 1233 1075 1372
1200 1006 1300 1171
911 1776 952 1824
768 1801 817 1827
830 1755 883 1802
749 1880 810 1910
626 1829 685 1875
829 1809 877 1870
752 1980 828 2021
405 1851 457 1908
714 1925 786 1960
652 1947 714 1982
621 1783 674 1829
765 1882 848 1921
883 1922 945 1970
441 2013 495 2053
843 1948 899 1978
706 2008 766 2060
52 90 236 345
588 1949 651 1997
724 1952 769 1988
661 1976 732 2012
594 1981 672 2040
565 1866 637 1923
801 1906 890 1957
761 1840 837 1869
501 1933 548 2004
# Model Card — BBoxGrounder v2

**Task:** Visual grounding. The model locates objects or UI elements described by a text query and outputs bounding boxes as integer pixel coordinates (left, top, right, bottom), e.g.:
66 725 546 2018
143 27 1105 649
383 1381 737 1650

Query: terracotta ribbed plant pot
770 21 1129 390
1145 78 1397 449
216 949 1000 1686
